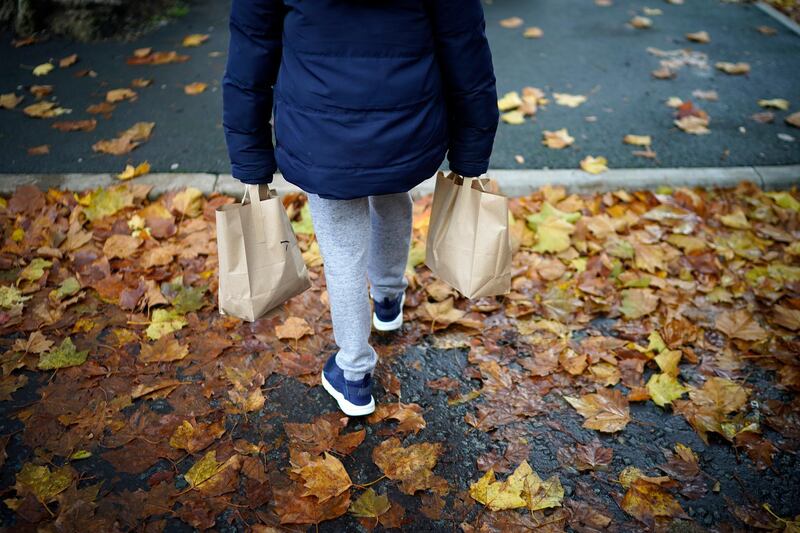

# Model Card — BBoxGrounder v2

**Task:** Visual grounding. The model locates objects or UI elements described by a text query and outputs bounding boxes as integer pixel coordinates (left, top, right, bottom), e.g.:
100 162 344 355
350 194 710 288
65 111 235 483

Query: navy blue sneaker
372 292 405 331
320 354 376 416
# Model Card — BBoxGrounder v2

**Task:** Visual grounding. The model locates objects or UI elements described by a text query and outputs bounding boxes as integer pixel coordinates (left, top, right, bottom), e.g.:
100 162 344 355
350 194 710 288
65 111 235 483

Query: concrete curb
1 165 797 199
756 1 800 37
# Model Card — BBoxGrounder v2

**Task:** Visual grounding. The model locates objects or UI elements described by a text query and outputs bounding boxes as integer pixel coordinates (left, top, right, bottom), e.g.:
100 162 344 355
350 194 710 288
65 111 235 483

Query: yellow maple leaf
580 155 608 174
646 373 688 407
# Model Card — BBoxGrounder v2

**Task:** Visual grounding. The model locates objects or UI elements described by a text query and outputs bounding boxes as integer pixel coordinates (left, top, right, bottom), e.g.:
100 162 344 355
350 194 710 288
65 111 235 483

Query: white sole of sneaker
320 371 376 416
372 292 405 332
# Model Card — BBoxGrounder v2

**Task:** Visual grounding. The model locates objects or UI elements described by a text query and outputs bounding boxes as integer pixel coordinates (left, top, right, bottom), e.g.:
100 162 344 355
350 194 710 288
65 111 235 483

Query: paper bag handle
241 184 274 244
449 172 490 192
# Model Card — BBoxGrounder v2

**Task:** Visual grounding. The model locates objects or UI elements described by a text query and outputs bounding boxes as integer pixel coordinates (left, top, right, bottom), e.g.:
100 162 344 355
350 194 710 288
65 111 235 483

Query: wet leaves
0 178 798 530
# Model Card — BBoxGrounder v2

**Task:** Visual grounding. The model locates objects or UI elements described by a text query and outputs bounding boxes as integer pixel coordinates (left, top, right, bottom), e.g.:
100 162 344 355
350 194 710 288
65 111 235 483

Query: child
222 0 499 416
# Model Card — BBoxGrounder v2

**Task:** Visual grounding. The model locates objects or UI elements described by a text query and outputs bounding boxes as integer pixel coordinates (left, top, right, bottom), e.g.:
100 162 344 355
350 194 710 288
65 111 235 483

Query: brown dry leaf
675 115 710 134
86 102 115 116
624 134 652 146
51 119 97 132
294 452 352 503
524 27 543 38
276 316 314 340
23 101 70 118
169 418 225 453
27 145 49 156
273 478 351 525
784 111 800 128
0 93 23 109
652 67 675 79
564 388 631 433
102 234 142 259
184 82 208 95
773 305 800 331
715 309 768 341
499 16 524 28
716 61 750 75
621 478 688 527
367 402 426 434
543 129 575 149
686 31 710 43
92 122 155 155
183 34 210 47
573 439 614 471
127 50 190 65
420 297 466 330
372 437 448 495
131 78 153 88
106 88 137 103
139 334 189 364
59 53 78 67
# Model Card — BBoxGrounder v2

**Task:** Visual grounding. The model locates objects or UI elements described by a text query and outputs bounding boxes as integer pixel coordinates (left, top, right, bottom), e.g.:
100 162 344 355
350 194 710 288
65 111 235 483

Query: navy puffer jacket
222 0 499 200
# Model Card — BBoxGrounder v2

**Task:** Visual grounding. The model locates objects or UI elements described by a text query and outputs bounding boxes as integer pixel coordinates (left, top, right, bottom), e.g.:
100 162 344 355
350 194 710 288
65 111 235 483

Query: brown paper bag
424 170 512 299
215 183 311 321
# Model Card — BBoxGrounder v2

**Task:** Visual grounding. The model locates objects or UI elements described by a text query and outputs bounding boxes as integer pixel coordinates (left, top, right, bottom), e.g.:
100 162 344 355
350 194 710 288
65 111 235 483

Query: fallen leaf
621 478 688 527
620 288 659 319
276 316 314 340
0 93 23 109
624 134 652 146
27 145 49 156
33 63 54 76
117 161 151 181
183 34 210 47
14 463 73 502
715 309 767 341
372 437 448 495
553 93 586 107
38 337 88 370
580 155 608 174
716 61 750 75
146 308 188 340
169 419 225 453
93 122 155 155
24 101 71 118
59 53 78 67
564 388 630 432
499 16 524 28
524 27 543 38
367 402 426 434
757 98 789 110
543 129 575 149
106 88 137 103
497 91 523 111
349 487 391 518
686 31 710 43
184 82 207 95
293 451 352 503
51 119 97 132
501 110 525 124
647 373 689 407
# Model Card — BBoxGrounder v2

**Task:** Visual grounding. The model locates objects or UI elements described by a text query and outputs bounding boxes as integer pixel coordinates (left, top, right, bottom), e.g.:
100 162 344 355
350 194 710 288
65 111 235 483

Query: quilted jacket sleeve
427 0 499 177
222 0 286 184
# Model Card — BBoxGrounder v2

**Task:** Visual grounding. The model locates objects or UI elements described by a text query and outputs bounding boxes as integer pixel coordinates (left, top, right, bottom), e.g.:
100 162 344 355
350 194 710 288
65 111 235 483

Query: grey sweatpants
306 191 412 381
